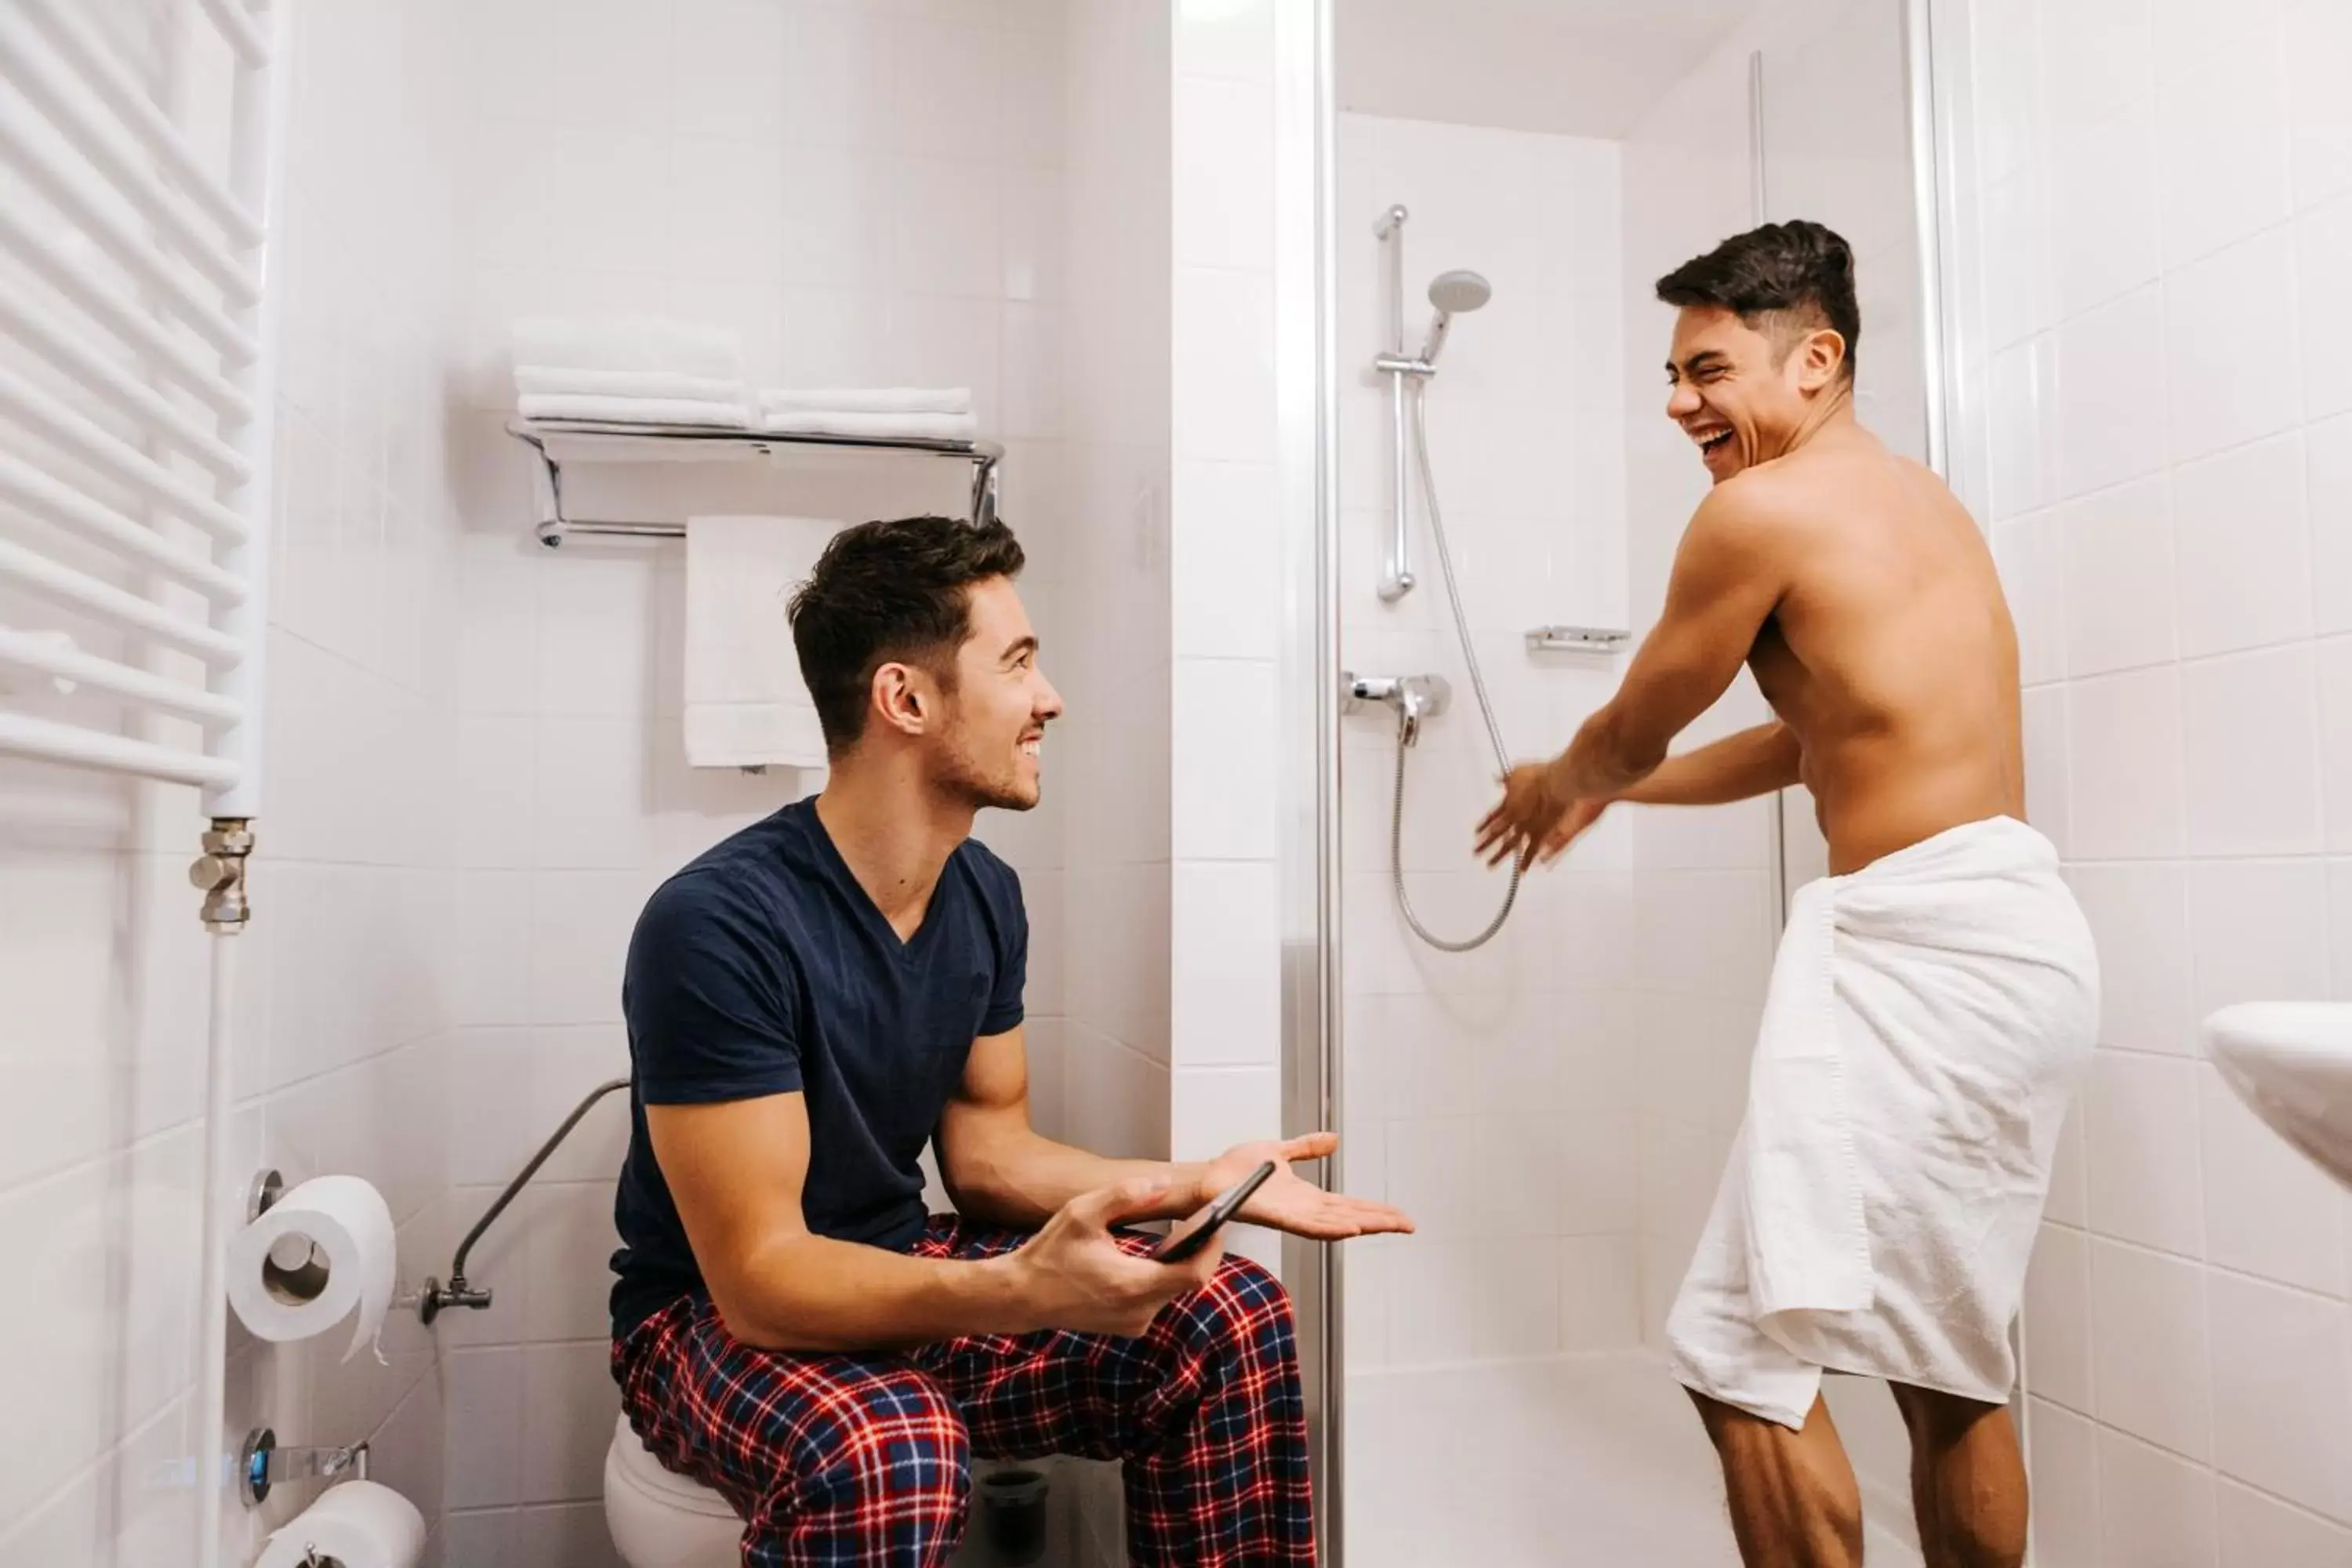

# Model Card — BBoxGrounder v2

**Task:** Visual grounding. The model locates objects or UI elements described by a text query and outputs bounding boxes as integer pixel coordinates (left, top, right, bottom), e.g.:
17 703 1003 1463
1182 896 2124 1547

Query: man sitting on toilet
610 514 1408 1568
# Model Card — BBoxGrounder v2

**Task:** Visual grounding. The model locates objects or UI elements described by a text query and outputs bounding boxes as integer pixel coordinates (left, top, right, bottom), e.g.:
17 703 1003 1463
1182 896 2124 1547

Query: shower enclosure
1292 1 1973 1562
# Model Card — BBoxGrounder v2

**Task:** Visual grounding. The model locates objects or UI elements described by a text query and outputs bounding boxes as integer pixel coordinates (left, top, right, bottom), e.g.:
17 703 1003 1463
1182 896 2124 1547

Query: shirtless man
1476 221 2097 1568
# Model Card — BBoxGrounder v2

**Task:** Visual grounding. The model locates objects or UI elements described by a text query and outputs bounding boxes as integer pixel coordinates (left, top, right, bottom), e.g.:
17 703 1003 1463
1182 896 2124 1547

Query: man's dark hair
787 514 1026 755
1655 220 1860 382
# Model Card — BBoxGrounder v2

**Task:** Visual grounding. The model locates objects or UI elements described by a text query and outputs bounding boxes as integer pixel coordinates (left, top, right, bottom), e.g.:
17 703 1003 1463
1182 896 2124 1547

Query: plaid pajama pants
611 1216 1316 1567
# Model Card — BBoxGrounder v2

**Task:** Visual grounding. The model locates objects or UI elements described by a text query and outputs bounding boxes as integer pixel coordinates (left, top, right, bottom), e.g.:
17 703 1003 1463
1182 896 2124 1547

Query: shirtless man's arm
1476 479 1791 866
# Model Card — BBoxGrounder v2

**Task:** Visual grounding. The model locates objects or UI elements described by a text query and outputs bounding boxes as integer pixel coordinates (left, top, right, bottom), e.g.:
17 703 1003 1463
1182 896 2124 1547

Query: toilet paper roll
227 1174 397 1365
253 1480 426 1568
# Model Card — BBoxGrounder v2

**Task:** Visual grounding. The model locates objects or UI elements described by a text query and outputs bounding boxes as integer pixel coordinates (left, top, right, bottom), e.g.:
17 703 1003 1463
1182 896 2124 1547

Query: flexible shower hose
1389 376 1522 953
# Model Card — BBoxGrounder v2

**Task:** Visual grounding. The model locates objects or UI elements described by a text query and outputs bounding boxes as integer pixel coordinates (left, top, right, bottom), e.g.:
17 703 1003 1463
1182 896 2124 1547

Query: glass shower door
1755 0 1940 917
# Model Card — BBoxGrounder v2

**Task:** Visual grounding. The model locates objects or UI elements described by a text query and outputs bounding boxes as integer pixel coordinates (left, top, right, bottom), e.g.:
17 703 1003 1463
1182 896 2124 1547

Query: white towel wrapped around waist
758 387 972 416
1665 815 2098 1428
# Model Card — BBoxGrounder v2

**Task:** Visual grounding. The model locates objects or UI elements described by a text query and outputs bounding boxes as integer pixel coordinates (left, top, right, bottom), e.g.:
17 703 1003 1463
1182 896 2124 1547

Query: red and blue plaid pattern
612 1216 1316 1566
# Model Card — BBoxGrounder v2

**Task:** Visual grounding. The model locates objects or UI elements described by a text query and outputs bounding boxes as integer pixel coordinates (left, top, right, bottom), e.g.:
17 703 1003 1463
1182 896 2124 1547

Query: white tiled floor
1345 1355 1926 1568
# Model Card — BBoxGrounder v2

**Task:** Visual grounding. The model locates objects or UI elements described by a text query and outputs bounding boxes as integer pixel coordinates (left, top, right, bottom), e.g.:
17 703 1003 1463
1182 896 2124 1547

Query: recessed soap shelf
1525 625 1630 653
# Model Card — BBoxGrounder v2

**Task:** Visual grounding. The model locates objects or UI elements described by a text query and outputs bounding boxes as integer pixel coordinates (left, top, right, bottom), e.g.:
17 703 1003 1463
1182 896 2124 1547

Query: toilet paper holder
240 1426 371 1508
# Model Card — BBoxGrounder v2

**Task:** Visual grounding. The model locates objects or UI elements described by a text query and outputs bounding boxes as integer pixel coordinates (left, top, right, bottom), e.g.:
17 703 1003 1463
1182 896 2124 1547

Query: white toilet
604 1415 745 1568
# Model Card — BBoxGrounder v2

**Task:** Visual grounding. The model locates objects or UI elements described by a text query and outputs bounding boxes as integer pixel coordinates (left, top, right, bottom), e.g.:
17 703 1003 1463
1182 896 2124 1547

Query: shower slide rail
0 4 292 1566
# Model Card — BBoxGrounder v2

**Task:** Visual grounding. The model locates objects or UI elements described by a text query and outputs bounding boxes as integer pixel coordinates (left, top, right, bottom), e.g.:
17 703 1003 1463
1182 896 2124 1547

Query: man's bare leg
1687 1389 1864 1568
1888 1384 2027 1568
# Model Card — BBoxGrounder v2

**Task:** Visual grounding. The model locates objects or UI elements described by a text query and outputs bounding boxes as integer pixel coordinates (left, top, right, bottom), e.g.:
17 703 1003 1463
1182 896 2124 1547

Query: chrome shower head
1417 270 1493 366
1427 270 1493 314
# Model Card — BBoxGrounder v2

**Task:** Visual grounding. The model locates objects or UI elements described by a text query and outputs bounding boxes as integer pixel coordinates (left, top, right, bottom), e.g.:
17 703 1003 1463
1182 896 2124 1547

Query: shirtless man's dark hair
1655 220 1862 383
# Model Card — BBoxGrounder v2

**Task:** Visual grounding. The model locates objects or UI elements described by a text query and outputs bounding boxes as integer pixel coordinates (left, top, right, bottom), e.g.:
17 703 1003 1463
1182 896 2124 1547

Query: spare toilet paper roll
253 1480 426 1568
227 1174 397 1365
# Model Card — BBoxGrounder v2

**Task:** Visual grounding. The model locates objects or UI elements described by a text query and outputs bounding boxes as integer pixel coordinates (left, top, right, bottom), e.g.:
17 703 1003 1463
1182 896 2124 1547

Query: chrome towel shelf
1525 625 1631 653
506 417 1004 548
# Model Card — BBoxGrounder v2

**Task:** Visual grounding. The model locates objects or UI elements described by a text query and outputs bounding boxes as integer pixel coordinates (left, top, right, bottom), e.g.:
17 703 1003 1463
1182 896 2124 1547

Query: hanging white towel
1664 815 2099 1429
514 365 747 403
758 409 978 441
517 394 754 429
682 515 839 771
510 315 743 381
759 387 973 416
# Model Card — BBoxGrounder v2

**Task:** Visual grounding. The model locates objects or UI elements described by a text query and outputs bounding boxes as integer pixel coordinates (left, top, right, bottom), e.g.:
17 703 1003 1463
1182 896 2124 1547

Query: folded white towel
514 365 747 403
758 409 978 441
510 315 742 381
683 514 840 771
517 394 753 429
1663 816 2098 1430
758 387 973 416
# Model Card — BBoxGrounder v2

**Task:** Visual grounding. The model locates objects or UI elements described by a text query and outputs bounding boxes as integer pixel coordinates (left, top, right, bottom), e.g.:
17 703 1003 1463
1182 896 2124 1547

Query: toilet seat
604 1414 745 1568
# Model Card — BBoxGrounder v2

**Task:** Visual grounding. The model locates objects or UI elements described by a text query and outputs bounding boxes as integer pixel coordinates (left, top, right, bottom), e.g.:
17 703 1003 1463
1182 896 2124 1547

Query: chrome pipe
421 1077 631 1323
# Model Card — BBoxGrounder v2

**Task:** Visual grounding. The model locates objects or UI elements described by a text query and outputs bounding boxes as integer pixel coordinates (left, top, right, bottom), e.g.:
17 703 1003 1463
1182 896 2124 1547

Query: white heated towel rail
0 3 291 1564
0 0 285 811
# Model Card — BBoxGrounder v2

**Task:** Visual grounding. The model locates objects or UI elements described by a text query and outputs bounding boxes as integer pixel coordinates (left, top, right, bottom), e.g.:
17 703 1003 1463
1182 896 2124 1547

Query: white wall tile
2288 0 2352 210
2090 1236 2213 1458
887 16 1003 164
1168 1065 1279 1163
2060 474 2176 677
2024 684 2073 854
670 0 789 146
2100 1426 2220 1568
1987 336 2057 521
1171 461 1281 660
1981 165 2053 350
891 158 1006 300
1171 660 1277 860
1173 267 1277 463
2173 433 2313 657
2024 1222 2094 1413
2207 1272 2352 1519
2056 288 2169 499
1994 512 2065 688
518 1341 623 1504
2217 1479 2352 1568
2180 648 2322 855
1558 1234 1642 1352
2065 666 2187 858
2154 19 2294 267
532 718 654 870
1173 75 1275 272
2027 1399 2103 1568
2188 859 2332 1021
2312 417 2352 637
1170 860 1280 1068
2086 1050 2207 1257
2202 1065 2351 1297
2038 0 2153 149
2069 863 2195 1054
2299 195 2352 425
2165 229 2303 466
1969 0 2045 185
2322 640 2352 854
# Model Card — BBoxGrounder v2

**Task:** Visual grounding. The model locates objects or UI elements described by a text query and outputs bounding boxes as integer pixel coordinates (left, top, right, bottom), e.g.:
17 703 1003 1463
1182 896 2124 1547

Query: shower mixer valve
1344 672 1452 746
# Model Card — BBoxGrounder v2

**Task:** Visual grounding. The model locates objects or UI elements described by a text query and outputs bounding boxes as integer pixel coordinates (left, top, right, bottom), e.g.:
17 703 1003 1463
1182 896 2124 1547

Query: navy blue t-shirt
609 798 1027 1339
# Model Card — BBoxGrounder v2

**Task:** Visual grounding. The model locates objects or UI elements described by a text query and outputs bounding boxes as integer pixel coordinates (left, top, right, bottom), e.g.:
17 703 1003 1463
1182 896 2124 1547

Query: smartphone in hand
1152 1160 1278 1264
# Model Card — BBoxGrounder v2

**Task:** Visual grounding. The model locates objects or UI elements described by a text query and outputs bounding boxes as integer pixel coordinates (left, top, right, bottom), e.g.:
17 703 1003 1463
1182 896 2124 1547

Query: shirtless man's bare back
1479 222 2096 1568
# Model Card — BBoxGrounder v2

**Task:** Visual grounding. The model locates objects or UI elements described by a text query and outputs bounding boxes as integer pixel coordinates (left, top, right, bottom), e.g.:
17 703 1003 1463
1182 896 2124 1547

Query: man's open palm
1205 1133 1414 1242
